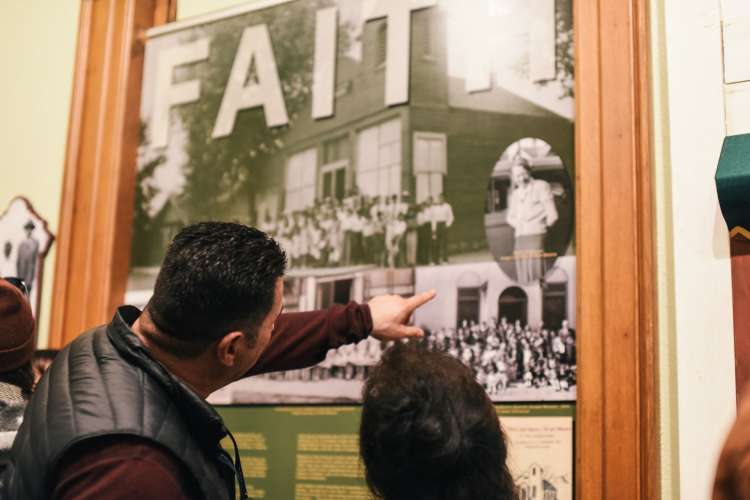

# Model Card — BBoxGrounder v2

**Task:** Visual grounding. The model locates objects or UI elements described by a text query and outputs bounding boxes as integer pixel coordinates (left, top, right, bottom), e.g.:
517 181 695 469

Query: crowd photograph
225 311 576 404
9 0 739 497
423 317 576 399
259 190 454 270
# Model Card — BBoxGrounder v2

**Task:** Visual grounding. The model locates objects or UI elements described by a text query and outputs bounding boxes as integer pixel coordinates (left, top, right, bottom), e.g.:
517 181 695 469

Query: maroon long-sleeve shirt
52 302 372 500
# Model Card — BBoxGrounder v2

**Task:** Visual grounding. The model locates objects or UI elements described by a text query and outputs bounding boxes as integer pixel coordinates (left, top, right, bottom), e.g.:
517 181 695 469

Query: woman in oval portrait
506 155 559 284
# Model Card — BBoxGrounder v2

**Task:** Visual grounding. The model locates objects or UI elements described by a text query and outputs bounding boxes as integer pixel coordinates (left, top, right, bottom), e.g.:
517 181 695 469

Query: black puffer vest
3 307 248 500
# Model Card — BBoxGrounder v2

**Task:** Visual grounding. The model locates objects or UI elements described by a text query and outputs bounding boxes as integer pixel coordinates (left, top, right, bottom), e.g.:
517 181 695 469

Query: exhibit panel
127 0 576 405
217 404 575 500
48 0 658 498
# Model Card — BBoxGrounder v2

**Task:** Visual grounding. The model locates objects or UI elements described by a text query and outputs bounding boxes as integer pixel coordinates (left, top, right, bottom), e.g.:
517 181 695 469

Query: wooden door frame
50 1 659 498
48 0 176 347
576 1 658 498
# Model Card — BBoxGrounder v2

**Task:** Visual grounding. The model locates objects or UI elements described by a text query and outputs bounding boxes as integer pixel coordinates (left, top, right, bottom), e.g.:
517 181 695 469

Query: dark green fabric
3 307 236 500
716 133 750 233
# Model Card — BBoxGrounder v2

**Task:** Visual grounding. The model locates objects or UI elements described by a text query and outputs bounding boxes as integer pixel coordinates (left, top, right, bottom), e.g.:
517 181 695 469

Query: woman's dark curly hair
360 343 518 500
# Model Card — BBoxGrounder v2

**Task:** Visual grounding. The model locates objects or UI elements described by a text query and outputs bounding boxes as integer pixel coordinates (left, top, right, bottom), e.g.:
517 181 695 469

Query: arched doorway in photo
542 266 569 330
498 286 528 325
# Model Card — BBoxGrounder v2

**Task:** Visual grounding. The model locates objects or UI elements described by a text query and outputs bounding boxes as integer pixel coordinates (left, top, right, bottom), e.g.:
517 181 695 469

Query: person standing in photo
430 194 454 265
258 211 276 238
328 206 343 267
416 199 432 265
505 157 558 284
397 192 415 267
350 209 364 265
360 207 375 264
15 222 38 295
340 206 355 266
385 215 407 269
371 212 386 267
308 219 324 267
404 201 418 267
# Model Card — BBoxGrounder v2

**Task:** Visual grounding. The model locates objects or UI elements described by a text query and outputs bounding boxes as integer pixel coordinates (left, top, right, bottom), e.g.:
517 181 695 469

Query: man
429 194 454 264
559 319 576 340
371 212 386 267
505 157 558 284
398 191 415 267
0 277 35 486
385 214 407 269
339 206 356 265
257 211 276 238
4 222 434 500
416 199 432 265
360 344 517 500
15 222 38 294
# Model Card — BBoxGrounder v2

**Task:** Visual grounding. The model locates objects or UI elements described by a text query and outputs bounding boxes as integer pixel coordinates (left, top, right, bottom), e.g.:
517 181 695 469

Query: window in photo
498 286 528 325
543 282 567 330
375 23 387 67
321 136 350 201
413 132 447 203
284 148 317 212
357 118 402 198
317 278 353 309
456 286 481 326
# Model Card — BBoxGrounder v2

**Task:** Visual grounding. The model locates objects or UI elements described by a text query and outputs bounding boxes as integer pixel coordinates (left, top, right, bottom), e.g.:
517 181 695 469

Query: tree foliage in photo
175 0 351 222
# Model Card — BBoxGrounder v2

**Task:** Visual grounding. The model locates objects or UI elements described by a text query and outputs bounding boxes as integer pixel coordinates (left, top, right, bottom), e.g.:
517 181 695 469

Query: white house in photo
413 256 575 331
516 463 558 500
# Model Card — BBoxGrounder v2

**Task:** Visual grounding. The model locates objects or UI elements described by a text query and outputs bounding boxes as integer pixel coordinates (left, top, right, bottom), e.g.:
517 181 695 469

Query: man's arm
247 291 436 377
248 302 371 376
53 436 199 500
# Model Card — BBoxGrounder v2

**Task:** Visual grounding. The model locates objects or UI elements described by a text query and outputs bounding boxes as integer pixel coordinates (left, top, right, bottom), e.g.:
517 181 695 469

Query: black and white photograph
0 197 55 321
486 138 574 285
413 258 576 402
126 0 575 403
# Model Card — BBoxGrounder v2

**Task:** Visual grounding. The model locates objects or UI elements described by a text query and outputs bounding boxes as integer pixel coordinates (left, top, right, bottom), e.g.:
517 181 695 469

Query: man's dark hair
146 222 286 356
360 343 517 500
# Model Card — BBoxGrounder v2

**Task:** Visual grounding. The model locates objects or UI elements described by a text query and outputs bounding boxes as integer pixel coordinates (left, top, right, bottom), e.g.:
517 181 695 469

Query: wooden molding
575 0 659 498
153 0 177 25
49 0 177 348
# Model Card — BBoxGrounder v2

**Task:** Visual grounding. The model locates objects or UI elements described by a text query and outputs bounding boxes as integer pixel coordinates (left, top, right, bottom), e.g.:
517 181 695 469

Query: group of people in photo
262 336 384 383
262 313 577 399
258 188 454 269
424 317 577 396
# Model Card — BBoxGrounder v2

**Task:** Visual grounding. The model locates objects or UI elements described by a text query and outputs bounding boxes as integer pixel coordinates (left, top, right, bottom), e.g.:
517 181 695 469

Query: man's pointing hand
368 290 437 341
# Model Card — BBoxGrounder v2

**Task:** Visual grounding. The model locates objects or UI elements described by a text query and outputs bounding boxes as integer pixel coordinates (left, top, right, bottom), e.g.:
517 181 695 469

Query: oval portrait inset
485 138 573 285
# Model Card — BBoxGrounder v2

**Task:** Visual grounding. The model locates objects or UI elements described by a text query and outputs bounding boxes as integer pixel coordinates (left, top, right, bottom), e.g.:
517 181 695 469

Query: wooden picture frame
49 0 658 497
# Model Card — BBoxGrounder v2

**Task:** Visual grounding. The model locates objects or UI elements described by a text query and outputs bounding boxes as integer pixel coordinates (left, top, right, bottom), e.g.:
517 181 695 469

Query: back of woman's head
360 343 517 500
